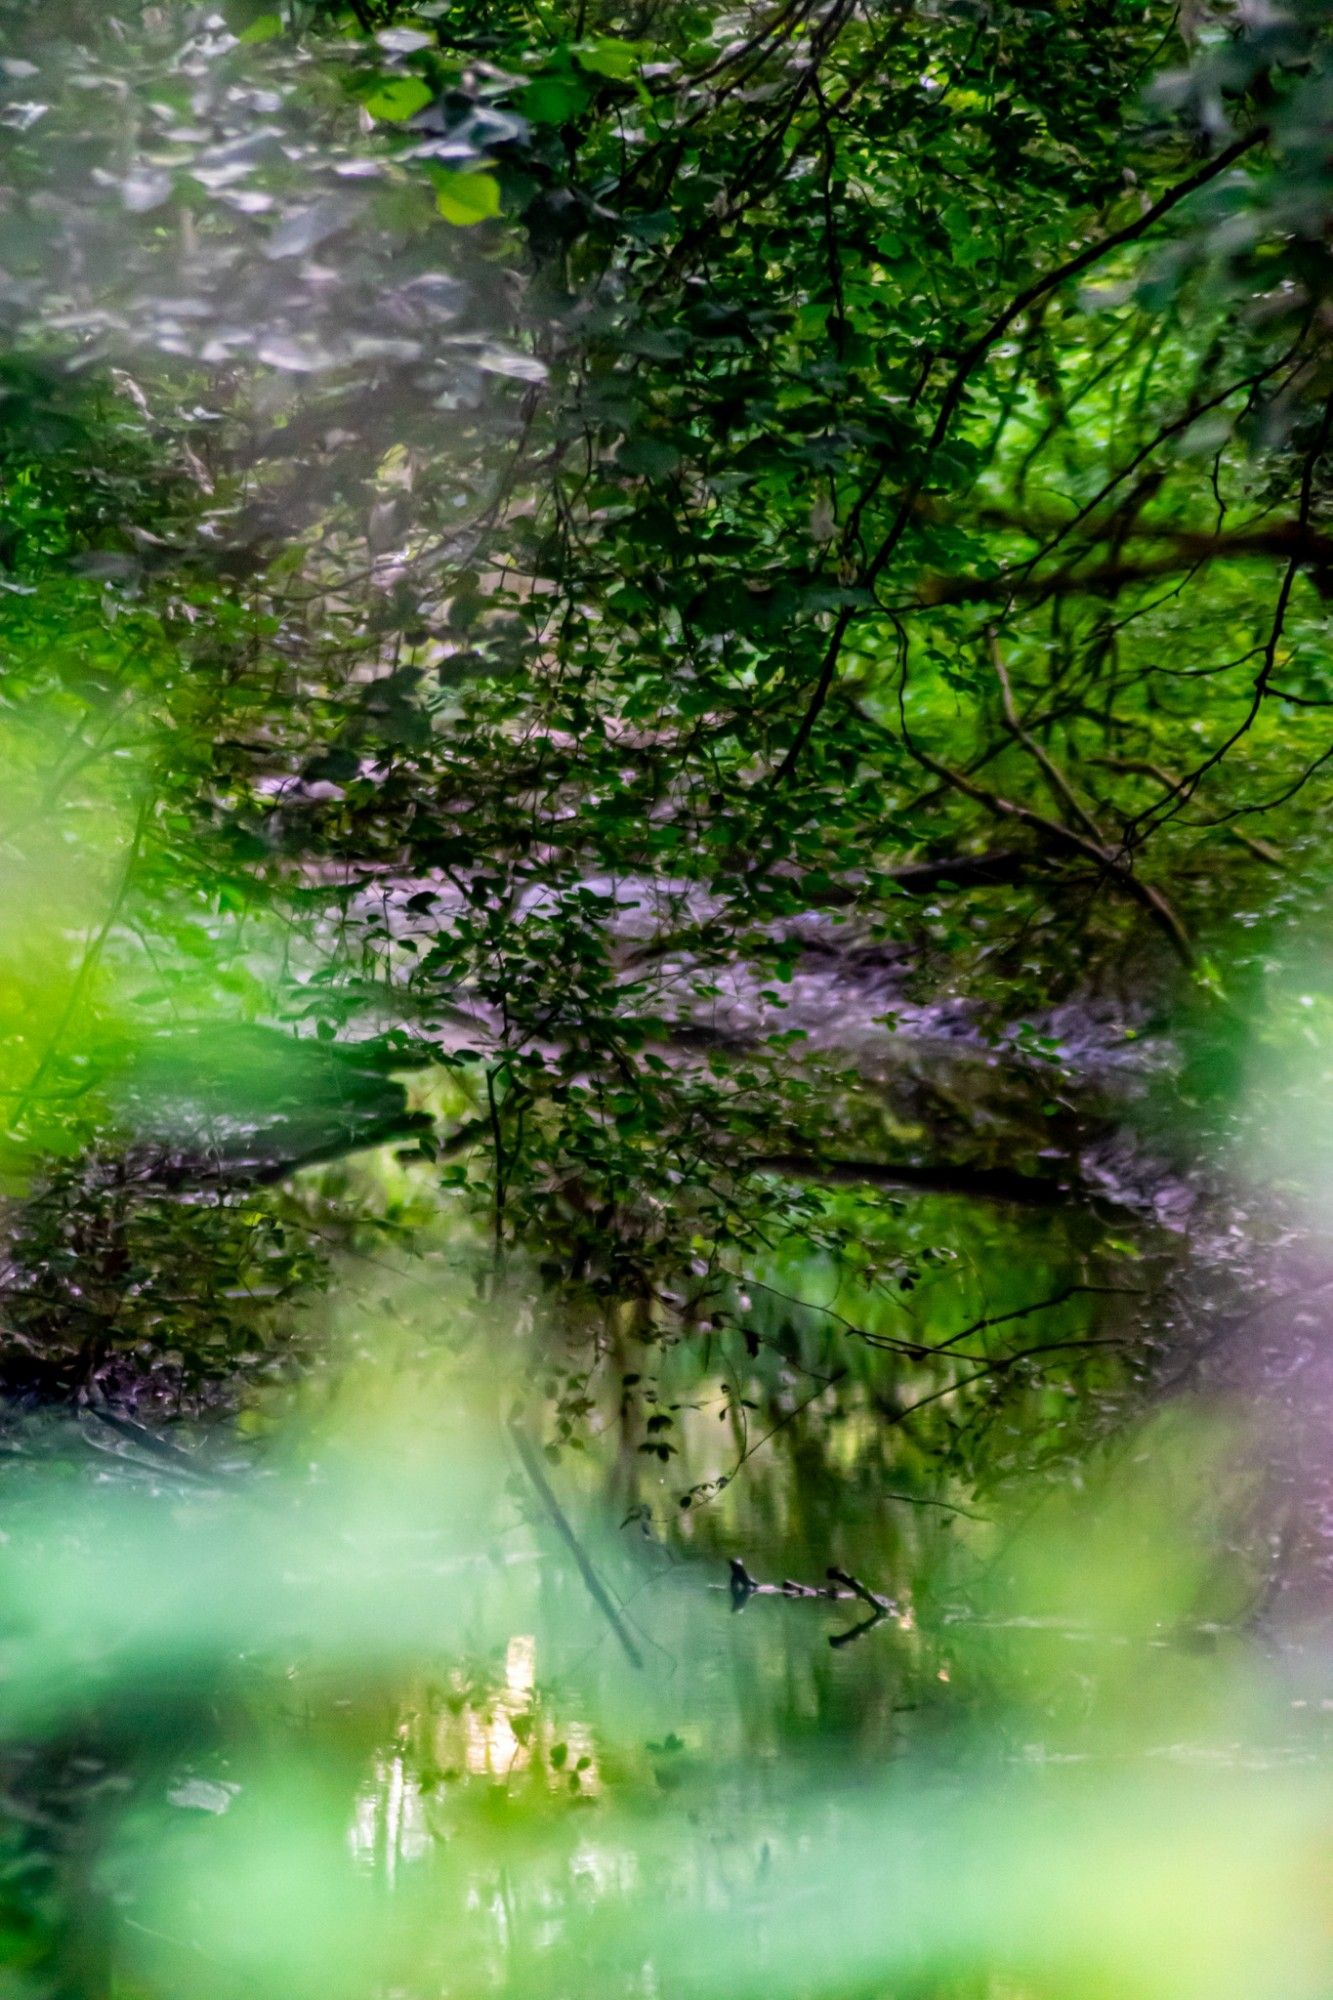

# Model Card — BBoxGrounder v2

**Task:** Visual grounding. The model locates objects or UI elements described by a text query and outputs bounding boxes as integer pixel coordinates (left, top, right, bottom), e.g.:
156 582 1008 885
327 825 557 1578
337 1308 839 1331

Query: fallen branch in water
827 1565 896 1615
725 1557 898 1647
508 1420 644 1671
83 1403 231 1485
827 1568 898 1650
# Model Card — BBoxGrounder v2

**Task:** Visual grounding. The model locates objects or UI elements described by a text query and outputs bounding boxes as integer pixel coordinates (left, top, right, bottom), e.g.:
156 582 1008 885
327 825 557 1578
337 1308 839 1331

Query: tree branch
768 126 1267 786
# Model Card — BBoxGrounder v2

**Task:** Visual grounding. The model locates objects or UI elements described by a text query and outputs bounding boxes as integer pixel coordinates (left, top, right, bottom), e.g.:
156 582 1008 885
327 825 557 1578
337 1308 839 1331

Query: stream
1 1065 1332 2000
0 878 1328 1999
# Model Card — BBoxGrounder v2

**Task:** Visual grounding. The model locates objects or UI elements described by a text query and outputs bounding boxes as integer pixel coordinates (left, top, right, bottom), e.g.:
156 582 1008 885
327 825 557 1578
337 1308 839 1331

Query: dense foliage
0 0 1330 1409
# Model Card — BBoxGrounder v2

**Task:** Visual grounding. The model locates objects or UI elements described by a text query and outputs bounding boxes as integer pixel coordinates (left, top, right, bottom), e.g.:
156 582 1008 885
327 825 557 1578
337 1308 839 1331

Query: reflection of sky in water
351 1633 606 1885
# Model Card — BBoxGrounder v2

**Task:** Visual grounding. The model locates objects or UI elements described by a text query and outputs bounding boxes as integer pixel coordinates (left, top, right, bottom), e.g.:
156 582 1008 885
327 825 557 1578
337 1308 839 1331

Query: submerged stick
724 1558 898 1647
507 1421 644 1671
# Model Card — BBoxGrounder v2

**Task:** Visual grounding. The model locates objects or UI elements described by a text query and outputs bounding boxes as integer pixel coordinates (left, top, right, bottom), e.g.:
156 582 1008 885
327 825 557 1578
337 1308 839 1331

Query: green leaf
942 201 986 266
616 437 680 479
222 0 280 31
238 9 283 41
574 38 639 80
520 75 590 125
621 329 687 360
361 76 434 122
622 210 674 244
433 170 501 227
